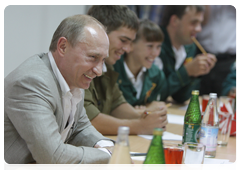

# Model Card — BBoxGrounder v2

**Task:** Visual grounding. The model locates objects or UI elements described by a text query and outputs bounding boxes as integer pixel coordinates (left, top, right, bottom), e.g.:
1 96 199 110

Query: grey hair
49 14 106 52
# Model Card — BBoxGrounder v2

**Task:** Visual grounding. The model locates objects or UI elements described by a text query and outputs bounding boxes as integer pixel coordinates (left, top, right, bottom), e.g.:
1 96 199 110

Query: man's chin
81 83 91 89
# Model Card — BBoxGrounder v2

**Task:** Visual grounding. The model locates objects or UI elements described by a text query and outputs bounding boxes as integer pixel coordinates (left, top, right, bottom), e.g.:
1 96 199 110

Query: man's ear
57 37 68 57
169 15 180 27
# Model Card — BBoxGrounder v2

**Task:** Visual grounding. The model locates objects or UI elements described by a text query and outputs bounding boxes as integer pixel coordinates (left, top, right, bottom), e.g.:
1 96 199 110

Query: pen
130 153 147 156
141 111 151 119
166 103 172 108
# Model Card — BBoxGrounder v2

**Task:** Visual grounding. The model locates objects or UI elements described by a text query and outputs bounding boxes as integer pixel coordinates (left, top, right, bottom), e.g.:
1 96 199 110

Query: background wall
4 5 90 77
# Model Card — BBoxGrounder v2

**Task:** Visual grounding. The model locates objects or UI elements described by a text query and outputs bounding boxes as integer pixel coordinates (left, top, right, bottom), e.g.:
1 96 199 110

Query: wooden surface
105 100 236 163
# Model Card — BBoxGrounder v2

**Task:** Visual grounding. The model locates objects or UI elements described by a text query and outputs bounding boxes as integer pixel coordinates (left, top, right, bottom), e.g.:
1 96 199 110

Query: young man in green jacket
84 5 168 135
154 5 217 103
114 19 168 108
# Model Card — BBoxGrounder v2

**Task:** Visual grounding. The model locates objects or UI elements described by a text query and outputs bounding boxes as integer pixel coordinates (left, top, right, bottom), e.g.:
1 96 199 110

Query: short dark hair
134 19 164 43
87 5 139 34
160 5 205 27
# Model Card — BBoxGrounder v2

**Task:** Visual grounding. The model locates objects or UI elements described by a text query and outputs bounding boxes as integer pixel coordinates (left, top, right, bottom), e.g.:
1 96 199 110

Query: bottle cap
209 93 217 98
153 128 163 135
192 90 199 95
118 126 129 134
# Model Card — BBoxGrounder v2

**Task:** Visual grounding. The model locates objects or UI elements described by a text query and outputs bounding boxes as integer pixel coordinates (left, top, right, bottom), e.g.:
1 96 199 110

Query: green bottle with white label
182 90 201 144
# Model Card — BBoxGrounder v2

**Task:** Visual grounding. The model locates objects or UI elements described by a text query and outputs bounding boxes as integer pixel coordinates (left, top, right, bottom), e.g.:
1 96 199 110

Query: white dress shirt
48 52 113 155
154 45 187 71
172 45 187 70
124 61 146 99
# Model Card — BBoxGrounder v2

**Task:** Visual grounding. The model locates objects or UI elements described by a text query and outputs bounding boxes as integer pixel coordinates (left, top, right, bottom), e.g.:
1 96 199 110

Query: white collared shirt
48 52 113 154
48 52 82 141
124 61 146 99
153 45 187 71
172 45 187 70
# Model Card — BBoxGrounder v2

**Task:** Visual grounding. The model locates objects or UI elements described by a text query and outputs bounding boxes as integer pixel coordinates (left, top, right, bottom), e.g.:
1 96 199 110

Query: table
105 101 236 163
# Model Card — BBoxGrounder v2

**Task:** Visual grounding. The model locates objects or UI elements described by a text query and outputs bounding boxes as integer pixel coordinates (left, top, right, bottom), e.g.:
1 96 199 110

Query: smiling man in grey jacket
4 14 113 164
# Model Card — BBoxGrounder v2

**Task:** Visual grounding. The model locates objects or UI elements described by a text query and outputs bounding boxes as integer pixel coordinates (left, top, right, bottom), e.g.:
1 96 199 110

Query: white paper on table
138 131 182 141
203 158 238 170
179 105 188 110
130 152 145 161
167 114 184 125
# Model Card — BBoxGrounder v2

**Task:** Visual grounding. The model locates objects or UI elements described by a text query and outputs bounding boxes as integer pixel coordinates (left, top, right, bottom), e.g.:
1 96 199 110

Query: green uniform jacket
84 64 127 120
158 27 201 103
114 55 169 106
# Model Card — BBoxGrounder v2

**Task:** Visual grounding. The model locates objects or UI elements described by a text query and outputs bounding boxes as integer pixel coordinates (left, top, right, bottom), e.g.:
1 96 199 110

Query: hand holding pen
138 103 171 134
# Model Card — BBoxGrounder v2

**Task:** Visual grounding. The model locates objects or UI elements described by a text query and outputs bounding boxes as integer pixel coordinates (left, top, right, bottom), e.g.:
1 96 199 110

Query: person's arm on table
91 103 168 135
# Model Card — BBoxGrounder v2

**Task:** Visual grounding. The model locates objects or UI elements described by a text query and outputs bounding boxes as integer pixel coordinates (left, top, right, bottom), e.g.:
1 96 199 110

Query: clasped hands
135 101 168 134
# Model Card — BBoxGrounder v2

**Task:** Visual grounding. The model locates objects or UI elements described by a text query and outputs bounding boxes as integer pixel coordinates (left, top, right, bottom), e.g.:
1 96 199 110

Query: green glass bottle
182 90 201 144
143 128 165 164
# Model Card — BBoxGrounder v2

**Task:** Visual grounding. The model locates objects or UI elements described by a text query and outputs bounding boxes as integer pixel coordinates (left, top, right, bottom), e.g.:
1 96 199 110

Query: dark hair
160 5 205 27
87 5 139 33
49 14 105 52
134 19 164 43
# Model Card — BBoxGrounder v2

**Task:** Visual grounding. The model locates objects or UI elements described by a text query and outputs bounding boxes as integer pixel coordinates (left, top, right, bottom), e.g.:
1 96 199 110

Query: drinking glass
163 142 183 164
182 142 206 170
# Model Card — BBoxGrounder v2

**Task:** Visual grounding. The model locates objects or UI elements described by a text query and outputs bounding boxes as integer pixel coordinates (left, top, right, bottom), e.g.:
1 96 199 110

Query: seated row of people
4 5 234 164
84 5 217 136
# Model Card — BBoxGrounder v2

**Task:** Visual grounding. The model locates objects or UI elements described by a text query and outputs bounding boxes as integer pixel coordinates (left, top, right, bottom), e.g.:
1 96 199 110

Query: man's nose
122 44 131 53
195 24 202 33
93 62 103 77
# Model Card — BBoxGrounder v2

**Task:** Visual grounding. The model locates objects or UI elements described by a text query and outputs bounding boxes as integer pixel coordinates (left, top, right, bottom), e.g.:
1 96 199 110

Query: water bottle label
183 123 201 143
200 126 219 151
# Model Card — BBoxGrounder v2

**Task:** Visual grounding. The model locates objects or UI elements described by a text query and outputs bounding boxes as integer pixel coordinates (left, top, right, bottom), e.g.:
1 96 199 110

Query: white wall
4 5 90 77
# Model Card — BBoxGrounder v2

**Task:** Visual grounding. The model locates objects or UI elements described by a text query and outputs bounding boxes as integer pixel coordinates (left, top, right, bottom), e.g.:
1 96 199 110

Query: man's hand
137 106 168 134
134 105 146 114
185 53 217 77
146 101 166 110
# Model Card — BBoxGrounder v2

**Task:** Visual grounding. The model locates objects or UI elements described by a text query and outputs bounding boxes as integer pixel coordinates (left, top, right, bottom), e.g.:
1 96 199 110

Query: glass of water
182 142 206 164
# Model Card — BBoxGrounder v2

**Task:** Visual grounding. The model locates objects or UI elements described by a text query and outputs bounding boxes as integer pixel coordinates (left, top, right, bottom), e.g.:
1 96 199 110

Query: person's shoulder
6 54 49 79
148 64 165 77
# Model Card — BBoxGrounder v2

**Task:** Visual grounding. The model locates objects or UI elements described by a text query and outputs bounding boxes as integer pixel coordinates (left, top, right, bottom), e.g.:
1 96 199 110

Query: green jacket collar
116 54 156 85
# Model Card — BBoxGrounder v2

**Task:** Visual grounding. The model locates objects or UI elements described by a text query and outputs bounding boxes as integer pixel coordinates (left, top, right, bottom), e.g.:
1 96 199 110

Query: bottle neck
116 133 129 146
185 94 201 124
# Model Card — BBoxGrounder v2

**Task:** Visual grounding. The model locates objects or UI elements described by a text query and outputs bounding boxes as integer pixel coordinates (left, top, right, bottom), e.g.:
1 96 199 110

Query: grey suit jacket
4 53 112 164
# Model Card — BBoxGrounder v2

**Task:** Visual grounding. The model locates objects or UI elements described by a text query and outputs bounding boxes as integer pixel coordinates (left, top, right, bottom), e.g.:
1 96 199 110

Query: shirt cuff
96 140 114 147
98 148 112 156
